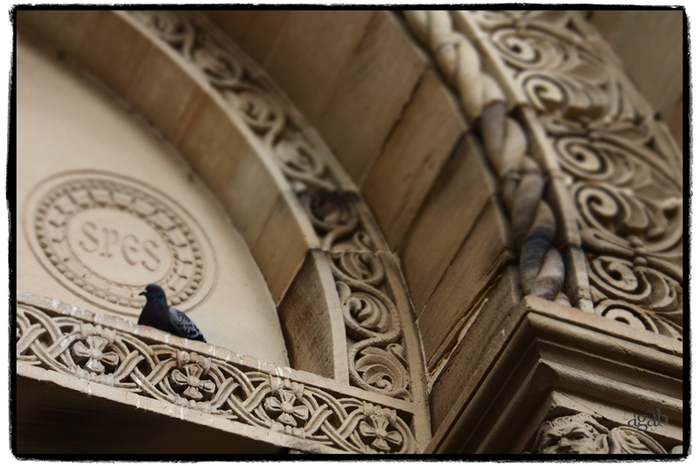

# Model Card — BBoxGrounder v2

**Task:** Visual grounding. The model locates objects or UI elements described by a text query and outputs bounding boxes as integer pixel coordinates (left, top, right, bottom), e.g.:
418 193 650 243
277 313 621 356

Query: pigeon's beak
139 291 147 297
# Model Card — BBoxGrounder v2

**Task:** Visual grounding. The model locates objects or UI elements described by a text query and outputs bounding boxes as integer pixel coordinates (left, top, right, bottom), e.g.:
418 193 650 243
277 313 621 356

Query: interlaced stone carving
530 413 677 454
17 300 417 453
468 10 683 337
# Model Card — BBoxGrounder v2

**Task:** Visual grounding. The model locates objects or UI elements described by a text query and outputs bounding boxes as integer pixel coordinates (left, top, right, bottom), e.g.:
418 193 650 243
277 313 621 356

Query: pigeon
138 284 206 343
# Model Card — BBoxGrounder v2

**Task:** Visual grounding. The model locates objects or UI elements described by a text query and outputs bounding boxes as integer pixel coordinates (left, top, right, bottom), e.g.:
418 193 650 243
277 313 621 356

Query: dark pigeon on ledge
138 284 206 343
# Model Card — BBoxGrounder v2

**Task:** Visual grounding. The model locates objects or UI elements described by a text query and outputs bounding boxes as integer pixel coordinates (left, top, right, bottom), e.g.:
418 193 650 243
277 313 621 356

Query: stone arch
15 9 684 455
16 9 430 453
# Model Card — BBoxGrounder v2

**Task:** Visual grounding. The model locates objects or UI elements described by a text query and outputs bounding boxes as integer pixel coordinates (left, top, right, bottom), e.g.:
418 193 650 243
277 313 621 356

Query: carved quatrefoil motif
25 171 216 316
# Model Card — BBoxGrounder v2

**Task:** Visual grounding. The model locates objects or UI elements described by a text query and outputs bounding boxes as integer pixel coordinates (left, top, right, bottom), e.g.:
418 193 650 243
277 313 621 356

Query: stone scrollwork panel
128 10 416 403
470 11 644 130
545 118 683 266
17 301 417 454
130 10 337 194
300 190 412 401
552 118 683 338
468 10 684 336
333 254 411 401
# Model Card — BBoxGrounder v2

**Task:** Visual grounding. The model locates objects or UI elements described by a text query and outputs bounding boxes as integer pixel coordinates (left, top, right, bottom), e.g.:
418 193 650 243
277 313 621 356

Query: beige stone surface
400 134 499 313
251 195 310 303
203 10 261 50
173 91 249 197
127 44 204 143
74 10 155 101
264 11 376 121
590 10 683 120
429 267 522 429
314 11 429 184
362 70 468 250
206 11 291 71
417 198 513 365
17 36 289 367
17 367 287 454
17 10 99 59
429 297 684 454
277 250 348 381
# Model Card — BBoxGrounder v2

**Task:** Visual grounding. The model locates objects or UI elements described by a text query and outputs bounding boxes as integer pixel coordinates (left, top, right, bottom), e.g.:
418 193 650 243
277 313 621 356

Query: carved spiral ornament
465 10 684 335
130 11 415 402
132 10 336 193
298 187 412 400
555 137 638 183
333 254 411 401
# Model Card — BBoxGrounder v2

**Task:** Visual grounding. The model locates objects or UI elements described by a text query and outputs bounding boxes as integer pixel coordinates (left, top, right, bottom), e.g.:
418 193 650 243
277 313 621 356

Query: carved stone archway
16 10 429 454
15 9 685 456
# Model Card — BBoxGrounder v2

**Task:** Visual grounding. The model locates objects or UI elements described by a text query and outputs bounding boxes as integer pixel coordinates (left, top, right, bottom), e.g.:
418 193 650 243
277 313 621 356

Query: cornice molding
17 290 418 454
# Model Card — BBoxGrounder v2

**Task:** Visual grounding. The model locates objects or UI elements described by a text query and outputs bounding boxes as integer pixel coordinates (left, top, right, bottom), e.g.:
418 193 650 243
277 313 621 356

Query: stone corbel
428 296 683 454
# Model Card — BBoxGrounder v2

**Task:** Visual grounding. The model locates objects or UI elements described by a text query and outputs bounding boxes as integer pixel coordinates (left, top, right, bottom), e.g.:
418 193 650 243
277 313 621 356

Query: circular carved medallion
25 171 217 316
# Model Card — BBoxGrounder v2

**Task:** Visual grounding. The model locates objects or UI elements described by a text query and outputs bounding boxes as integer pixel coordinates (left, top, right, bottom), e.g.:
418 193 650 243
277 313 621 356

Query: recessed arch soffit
122 8 423 406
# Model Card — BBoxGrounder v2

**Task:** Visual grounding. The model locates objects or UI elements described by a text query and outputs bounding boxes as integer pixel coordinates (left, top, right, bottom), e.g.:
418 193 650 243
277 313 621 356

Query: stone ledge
16 291 419 454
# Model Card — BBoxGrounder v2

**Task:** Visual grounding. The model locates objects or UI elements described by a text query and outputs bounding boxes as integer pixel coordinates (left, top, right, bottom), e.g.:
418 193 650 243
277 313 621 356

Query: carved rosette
469 10 684 337
17 302 417 453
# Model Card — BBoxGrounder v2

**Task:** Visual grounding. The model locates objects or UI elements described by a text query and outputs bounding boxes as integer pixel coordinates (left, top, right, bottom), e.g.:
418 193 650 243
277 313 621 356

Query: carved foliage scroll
300 191 412 401
17 302 416 454
131 10 336 193
131 11 414 400
470 11 683 338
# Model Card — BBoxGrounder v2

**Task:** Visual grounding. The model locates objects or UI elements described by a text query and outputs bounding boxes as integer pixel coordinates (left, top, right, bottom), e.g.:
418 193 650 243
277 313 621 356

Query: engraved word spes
26 172 216 316
69 209 170 284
